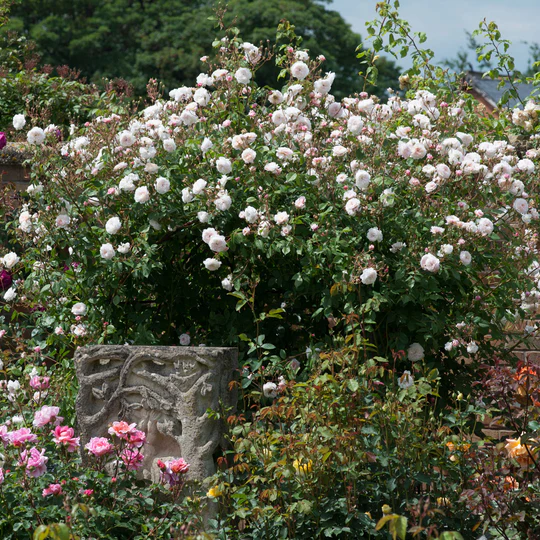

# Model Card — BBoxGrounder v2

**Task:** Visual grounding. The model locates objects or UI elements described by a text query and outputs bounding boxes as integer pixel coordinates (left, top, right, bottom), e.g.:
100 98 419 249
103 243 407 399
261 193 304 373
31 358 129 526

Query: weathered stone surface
75 346 237 482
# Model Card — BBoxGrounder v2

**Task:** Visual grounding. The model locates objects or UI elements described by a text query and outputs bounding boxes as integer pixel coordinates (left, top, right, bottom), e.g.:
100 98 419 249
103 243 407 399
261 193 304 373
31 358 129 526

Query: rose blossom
85 437 114 457
29 376 50 391
360 268 377 285
42 483 63 497
100 243 115 260
203 258 222 271
291 61 310 80
71 302 87 316
157 457 190 486
19 447 48 477
120 448 144 471
52 425 80 452
9 428 37 447
134 186 150 203
33 406 61 428
105 217 121 234
420 253 440 273
408 343 425 362
108 421 138 438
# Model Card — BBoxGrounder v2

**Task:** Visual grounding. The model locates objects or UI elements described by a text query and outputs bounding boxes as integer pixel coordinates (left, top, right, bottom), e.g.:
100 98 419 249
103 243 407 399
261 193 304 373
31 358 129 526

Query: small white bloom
118 130 136 147
163 138 176 152
291 61 310 80
274 211 289 225
408 343 424 362
55 214 71 229
398 371 414 389
155 177 170 194
100 243 115 260
366 227 383 242
345 197 361 215
459 251 472 266
203 258 222 271
467 341 479 354
179 333 191 346
192 178 207 195
197 211 209 223
3 287 17 302
360 268 377 285
420 253 440 273
201 137 213 153
13 114 26 130
209 234 228 253
263 381 278 398
216 157 232 174
221 277 233 291
27 127 45 145
244 206 259 223
105 217 121 235
71 302 87 316
2 252 20 269
513 198 529 215
235 67 252 84
134 186 150 203
118 242 131 254
182 187 194 203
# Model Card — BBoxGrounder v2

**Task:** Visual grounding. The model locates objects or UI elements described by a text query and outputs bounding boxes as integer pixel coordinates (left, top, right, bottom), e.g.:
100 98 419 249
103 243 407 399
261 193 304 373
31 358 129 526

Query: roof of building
465 71 536 110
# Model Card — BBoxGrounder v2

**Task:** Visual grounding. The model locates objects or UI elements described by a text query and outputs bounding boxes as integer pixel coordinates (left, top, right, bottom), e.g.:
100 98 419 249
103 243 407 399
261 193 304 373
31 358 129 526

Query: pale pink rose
85 437 114 457
29 376 50 390
33 406 61 428
9 427 37 447
120 448 144 471
42 483 63 497
420 253 440 273
19 447 48 477
125 429 146 448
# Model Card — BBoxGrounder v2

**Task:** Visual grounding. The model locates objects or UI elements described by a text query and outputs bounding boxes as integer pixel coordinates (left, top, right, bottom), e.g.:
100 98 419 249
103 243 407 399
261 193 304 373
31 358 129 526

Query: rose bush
1 20 539 397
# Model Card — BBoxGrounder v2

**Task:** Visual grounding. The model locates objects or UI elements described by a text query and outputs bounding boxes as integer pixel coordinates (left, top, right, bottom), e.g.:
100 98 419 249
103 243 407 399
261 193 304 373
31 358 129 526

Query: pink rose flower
9 428 37 448
19 447 48 477
108 421 137 439
157 457 190 486
0 425 10 445
42 483 63 497
33 405 61 428
52 426 80 452
85 437 114 457
29 376 50 391
125 429 146 448
120 448 144 471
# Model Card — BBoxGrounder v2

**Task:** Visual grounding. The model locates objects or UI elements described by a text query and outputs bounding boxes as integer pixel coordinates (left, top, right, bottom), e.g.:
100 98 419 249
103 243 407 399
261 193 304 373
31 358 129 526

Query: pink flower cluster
18 447 48 477
52 425 80 452
157 457 190 486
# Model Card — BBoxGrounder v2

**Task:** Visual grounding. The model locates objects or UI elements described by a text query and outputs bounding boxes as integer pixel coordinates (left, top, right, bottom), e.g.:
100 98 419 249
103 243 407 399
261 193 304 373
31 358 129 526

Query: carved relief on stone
75 346 238 482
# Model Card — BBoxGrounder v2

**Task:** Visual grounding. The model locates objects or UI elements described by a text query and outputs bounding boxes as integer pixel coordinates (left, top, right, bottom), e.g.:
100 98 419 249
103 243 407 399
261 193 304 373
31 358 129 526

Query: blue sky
330 0 539 71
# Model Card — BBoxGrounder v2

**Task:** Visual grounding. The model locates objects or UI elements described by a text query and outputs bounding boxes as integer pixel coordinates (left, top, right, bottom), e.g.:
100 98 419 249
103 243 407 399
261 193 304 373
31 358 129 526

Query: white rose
182 187 194 203
360 268 377 285
268 90 284 105
420 253 440 273
347 115 364 135
274 211 289 225
216 157 232 174
408 343 424 362
355 170 371 190
209 234 228 253
3 287 17 302
201 137 213 153
244 206 259 223
345 197 361 215
513 198 529 215
460 251 472 266
366 227 383 242
241 148 257 164
295 196 306 209
100 243 115 260
235 67 252 84
27 127 45 145
2 252 19 269
179 333 191 346
477 218 494 236
118 243 131 254
134 186 150 203
55 214 71 229
203 258 222 271
192 178 207 195
155 177 170 194
105 217 121 235
118 130 135 147
193 88 211 106
197 211 209 223
71 302 87 316
467 342 479 354
119 176 136 192
13 114 26 130
163 138 176 152
291 61 309 80
214 193 232 211
263 382 278 398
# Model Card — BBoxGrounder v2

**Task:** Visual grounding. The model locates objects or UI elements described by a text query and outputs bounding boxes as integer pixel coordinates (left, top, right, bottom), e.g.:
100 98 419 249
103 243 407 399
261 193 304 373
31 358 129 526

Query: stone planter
75 345 238 483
